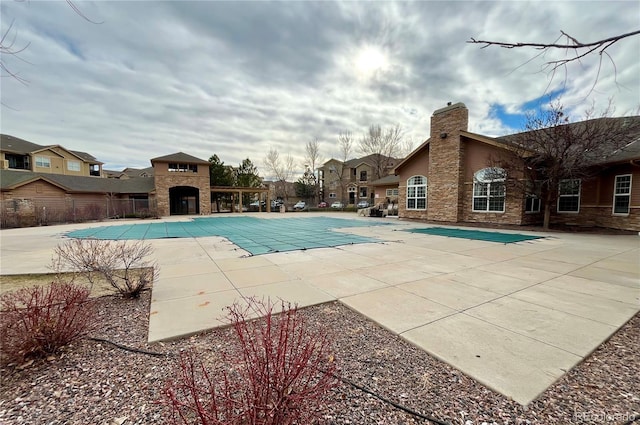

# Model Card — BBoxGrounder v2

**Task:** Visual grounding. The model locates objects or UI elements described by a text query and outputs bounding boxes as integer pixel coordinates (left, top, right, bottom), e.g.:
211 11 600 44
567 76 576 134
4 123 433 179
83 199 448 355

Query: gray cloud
2 1 638 172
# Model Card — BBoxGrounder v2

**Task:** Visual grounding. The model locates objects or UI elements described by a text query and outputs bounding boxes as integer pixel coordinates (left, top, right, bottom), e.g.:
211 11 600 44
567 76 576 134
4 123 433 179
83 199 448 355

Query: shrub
162 299 339 425
0 281 97 363
51 239 156 298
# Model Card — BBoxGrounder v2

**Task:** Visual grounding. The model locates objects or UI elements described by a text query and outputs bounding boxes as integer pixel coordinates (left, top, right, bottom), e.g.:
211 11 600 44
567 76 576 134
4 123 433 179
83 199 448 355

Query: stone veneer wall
427 103 468 222
460 180 528 225
154 173 211 217
551 206 640 231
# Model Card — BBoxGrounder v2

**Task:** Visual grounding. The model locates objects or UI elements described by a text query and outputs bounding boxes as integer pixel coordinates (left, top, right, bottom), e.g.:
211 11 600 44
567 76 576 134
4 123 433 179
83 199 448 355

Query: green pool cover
404 227 543 243
66 216 389 255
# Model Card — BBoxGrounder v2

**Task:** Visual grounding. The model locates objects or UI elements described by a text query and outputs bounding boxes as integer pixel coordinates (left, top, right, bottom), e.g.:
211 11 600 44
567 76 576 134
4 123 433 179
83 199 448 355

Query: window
386 188 399 197
329 192 337 198
613 175 632 215
360 170 367 181
525 195 541 213
168 163 197 172
67 161 81 172
359 187 367 198
525 181 542 213
472 167 506 212
557 179 581 213
35 156 51 168
406 175 427 210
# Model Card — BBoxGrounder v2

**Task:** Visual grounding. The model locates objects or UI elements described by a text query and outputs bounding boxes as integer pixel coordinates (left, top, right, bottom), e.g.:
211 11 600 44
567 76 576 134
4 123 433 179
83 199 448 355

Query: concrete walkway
1 213 638 405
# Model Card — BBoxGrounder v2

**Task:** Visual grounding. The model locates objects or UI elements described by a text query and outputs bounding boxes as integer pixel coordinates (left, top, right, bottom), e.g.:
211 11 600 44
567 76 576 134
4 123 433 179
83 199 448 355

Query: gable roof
0 134 103 164
1 134 46 155
0 169 155 194
151 152 210 164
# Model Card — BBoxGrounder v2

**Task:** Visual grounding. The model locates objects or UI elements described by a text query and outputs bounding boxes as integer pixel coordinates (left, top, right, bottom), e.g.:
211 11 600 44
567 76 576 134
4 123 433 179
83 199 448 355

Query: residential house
1 134 103 177
394 102 640 231
318 154 400 206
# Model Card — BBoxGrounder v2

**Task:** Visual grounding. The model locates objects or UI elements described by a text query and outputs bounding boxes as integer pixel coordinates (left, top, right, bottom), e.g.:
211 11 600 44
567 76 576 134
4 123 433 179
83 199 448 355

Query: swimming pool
66 216 390 255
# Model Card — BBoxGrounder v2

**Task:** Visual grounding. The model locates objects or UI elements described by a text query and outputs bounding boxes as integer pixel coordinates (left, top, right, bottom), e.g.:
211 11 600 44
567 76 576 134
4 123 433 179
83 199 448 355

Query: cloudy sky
1 1 639 176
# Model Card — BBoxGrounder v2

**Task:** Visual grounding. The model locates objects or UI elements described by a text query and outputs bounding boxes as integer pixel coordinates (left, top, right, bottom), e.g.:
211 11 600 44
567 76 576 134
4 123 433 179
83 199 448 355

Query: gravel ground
1 291 638 425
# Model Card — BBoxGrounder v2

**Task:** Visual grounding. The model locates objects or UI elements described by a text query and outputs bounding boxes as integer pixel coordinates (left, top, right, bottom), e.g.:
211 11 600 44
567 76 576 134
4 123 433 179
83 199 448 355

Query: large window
67 161 81 172
360 170 367 181
473 168 506 212
406 175 427 210
35 156 51 168
168 163 198 172
557 179 581 213
359 187 367 198
613 175 632 215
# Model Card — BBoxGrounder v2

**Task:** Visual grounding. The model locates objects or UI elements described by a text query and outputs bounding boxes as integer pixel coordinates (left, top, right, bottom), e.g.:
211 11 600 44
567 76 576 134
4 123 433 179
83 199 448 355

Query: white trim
66 160 81 172
612 174 632 216
472 168 506 213
35 155 51 168
406 175 427 210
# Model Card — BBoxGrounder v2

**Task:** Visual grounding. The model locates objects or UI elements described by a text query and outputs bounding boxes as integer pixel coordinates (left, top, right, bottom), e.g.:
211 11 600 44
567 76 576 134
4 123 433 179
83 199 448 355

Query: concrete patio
1 213 638 405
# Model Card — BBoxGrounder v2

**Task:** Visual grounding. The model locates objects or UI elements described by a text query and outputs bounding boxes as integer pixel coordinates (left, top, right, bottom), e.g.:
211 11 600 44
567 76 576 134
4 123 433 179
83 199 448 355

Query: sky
1 1 639 177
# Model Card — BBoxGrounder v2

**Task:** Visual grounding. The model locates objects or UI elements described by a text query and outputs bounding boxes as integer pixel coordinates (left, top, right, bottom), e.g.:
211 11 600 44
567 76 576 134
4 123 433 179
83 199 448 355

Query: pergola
210 186 272 213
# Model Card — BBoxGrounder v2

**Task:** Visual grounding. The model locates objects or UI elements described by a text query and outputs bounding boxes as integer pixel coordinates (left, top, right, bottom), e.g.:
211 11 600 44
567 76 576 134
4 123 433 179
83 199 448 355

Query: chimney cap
433 102 467 116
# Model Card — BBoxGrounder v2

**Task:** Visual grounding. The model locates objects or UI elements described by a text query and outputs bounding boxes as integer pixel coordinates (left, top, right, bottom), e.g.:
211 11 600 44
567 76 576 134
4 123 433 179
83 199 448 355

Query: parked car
293 201 306 210
249 200 266 210
317 201 328 208
331 201 344 209
356 200 370 208
271 199 284 209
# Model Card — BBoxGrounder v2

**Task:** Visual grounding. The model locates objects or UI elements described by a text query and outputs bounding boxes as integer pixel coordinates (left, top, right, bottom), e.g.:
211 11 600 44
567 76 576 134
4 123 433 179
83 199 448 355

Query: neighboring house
1 134 103 177
318 154 400 205
394 102 640 231
1 135 270 226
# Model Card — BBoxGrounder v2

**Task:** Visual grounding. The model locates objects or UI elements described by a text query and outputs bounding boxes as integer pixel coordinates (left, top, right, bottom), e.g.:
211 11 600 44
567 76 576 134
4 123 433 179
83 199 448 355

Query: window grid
613 175 632 215
35 156 51 168
406 175 427 210
67 161 81 172
472 167 506 213
557 179 581 213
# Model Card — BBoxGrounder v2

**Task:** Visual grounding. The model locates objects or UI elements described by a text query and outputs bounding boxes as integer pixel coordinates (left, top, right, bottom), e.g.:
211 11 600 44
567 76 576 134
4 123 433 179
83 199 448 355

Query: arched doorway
169 186 200 215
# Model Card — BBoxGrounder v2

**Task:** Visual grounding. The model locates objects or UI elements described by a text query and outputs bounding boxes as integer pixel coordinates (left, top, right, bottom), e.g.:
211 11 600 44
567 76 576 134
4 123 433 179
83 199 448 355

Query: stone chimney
427 102 469 222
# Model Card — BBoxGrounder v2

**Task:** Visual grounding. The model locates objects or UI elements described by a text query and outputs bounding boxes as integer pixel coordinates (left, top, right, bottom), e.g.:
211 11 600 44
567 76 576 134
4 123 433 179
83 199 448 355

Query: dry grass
0 269 153 298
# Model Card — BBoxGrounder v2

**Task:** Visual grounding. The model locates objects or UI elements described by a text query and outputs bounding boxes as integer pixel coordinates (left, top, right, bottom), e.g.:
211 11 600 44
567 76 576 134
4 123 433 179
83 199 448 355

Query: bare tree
264 147 295 200
359 124 403 180
399 137 415 159
493 100 640 229
304 138 322 203
1 1 102 88
328 131 354 206
468 29 640 92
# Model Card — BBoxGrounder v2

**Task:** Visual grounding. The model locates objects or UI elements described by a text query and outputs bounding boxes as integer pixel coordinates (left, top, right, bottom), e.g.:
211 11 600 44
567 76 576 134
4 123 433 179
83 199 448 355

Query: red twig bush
0 282 97 363
162 299 339 424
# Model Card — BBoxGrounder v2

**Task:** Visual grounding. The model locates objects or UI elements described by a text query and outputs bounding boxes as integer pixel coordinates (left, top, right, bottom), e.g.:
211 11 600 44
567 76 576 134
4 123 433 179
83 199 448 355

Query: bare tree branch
468 30 640 52
468 29 640 95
